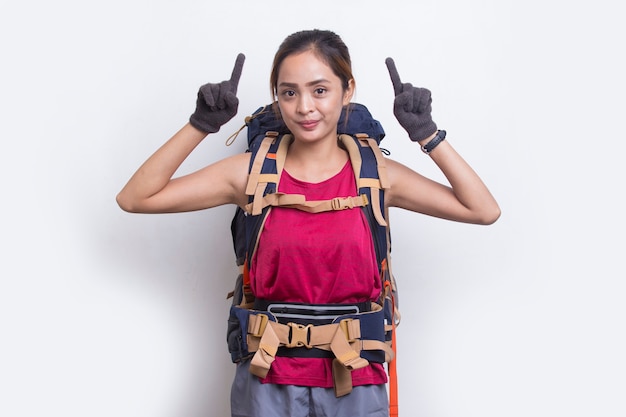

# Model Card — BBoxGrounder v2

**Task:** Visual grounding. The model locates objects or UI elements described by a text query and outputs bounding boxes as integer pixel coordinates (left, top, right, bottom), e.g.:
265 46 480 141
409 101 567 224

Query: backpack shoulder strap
241 132 292 289
244 133 389 218
244 133 293 215
242 131 392 267
339 134 400 417
338 134 389 227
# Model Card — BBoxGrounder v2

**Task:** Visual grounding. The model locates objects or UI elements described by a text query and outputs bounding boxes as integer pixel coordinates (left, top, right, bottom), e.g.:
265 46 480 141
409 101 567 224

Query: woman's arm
386 138 500 225
383 57 500 225
116 54 248 213
116 123 250 213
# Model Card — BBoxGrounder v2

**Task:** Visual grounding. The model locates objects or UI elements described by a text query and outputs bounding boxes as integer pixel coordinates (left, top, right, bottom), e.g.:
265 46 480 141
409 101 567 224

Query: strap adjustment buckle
330 195 367 210
249 313 269 338
339 318 359 343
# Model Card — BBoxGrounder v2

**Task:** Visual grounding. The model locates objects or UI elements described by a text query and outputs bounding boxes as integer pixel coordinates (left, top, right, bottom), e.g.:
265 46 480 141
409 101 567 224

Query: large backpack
225 103 401 416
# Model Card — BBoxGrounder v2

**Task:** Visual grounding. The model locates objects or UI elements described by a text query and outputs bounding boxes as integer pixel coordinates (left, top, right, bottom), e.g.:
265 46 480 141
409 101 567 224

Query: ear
342 79 355 105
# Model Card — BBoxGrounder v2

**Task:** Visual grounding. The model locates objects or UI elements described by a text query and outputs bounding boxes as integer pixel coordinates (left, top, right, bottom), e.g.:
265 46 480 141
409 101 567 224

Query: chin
296 128 335 142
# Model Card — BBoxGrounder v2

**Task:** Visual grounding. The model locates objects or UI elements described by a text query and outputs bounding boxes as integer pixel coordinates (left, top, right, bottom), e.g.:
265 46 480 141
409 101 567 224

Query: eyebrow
278 79 331 88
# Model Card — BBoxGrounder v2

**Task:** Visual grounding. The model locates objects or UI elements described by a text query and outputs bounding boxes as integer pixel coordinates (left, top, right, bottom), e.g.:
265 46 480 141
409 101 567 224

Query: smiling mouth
299 120 319 129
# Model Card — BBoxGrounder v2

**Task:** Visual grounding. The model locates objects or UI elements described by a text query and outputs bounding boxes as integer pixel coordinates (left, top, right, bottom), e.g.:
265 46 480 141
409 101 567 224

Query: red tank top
250 160 387 387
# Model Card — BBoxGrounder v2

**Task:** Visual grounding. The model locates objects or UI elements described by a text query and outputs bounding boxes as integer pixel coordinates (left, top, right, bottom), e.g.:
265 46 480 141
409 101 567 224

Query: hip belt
227 300 394 397
253 300 370 358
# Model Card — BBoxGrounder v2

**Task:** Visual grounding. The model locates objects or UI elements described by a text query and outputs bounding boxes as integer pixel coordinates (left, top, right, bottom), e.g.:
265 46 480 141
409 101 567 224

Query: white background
1 0 624 416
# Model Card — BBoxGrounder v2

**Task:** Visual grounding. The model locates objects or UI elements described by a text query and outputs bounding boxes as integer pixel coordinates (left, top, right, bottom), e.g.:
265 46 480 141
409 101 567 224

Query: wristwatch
421 130 447 154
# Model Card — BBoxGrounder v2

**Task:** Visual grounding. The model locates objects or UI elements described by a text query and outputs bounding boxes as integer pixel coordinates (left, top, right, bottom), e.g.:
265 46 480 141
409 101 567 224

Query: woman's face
276 50 353 144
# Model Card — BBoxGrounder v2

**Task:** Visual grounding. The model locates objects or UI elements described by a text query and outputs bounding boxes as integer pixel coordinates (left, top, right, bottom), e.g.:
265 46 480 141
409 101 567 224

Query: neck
284 135 349 183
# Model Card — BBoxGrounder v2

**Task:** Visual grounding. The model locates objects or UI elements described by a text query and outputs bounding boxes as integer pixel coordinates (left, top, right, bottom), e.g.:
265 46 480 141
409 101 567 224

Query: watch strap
421 130 446 154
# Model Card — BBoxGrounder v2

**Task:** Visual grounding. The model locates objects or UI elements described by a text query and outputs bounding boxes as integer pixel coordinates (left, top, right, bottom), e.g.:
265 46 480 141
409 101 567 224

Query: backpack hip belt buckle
286 322 313 349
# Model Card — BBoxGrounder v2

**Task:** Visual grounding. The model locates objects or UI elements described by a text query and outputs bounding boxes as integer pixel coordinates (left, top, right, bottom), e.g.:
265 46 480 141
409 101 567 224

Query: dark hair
270 29 355 99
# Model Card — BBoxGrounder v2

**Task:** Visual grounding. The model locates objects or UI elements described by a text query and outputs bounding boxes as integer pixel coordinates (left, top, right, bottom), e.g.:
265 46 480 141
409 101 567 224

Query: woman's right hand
189 53 246 134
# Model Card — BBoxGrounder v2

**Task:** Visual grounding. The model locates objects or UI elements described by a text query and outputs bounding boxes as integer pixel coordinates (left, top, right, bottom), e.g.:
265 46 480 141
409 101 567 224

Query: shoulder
384 157 414 182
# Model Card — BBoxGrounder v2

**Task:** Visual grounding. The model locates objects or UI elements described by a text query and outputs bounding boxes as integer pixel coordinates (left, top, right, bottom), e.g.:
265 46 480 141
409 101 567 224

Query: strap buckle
249 313 269 338
286 322 313 348
331 197 352 210
339 318 359 343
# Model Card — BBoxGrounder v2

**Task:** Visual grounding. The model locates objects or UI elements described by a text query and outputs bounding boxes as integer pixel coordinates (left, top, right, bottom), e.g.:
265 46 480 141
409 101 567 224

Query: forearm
116 123 206 212
423 138 500 224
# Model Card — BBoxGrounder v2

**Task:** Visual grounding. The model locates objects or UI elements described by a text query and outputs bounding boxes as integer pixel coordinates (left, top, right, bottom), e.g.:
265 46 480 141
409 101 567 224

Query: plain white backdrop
1 0 624 416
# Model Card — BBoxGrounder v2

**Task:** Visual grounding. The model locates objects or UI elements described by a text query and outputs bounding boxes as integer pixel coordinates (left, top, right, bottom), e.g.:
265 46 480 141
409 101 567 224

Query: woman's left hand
385 57 437 142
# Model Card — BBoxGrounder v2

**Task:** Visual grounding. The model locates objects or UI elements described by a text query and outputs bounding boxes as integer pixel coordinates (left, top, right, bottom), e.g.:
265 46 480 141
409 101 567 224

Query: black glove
385 57 437 142
189 53 245 134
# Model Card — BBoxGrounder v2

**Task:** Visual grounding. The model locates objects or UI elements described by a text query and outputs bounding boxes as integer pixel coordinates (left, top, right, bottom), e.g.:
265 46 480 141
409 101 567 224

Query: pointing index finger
229 53 246 93
385 57 403 95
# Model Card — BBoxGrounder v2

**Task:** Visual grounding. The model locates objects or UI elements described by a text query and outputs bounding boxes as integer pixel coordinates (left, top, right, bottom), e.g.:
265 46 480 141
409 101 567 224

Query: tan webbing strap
369 186 387 227
329 318 386 397
365 137 390 189
359 178 381 188
274 133 293 179
338 134 362 186
250 184 266 216
329 323 369 370
247 316 373 391
245 134 384 217
243 194 369 215
282 195 368 213
245 134 277 196
243 192 307 214
248 319 280 379
245 133 279 215
332 334 395 397
247 318 367 360
255 173 279 184
332 359 353 397
360 340 395 362
340 134 389 227
360 135 389 227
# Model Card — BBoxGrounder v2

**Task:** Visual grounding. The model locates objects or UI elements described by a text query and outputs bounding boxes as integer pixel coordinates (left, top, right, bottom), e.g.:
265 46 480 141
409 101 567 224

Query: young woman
117 29 500 417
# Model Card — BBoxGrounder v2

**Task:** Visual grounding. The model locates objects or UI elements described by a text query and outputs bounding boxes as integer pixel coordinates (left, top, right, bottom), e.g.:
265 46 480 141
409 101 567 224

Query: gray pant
230 360 389 417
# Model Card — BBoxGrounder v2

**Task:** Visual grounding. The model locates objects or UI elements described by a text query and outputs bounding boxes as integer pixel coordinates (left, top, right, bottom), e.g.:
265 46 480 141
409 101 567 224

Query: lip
298 120 319 130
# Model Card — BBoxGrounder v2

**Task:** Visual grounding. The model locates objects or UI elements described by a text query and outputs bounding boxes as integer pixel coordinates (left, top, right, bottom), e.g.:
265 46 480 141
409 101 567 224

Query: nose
296 93 314 114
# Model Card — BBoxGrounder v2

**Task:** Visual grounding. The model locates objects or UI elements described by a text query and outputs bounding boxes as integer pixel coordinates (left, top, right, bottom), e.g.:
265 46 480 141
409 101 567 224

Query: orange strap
389 316 398 417
384 273 399 417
